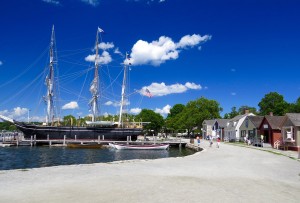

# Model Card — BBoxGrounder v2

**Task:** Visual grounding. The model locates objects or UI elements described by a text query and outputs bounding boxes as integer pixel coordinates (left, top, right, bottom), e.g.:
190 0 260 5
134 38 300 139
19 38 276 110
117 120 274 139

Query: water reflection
0 146 195 170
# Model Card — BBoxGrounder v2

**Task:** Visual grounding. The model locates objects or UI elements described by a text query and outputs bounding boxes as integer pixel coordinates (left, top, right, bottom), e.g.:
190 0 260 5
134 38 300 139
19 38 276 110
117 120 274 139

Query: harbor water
0 146 195 170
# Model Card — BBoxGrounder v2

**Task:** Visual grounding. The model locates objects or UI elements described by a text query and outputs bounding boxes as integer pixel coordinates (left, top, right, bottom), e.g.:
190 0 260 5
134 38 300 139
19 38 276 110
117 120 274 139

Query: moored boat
0 26 145 141
112 143 169 150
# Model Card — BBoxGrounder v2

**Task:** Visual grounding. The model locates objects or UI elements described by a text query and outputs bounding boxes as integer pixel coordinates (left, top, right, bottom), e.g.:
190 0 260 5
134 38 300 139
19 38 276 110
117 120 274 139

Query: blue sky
0 0 300 122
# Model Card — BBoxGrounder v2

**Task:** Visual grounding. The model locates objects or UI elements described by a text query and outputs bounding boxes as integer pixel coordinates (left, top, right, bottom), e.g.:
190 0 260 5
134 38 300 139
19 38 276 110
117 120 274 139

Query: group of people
196 135 220 148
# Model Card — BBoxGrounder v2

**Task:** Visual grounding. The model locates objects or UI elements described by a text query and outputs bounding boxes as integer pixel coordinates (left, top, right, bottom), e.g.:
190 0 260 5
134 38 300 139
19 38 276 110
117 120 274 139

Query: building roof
264 115 285 130
247 116 264 128
285 113 300 126
215 119 229 128
202 119 216 126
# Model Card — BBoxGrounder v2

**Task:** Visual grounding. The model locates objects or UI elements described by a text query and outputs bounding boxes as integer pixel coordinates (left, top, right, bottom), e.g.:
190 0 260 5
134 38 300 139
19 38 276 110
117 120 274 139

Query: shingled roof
264 115 285 130
285 113 300 126
248 116 264 128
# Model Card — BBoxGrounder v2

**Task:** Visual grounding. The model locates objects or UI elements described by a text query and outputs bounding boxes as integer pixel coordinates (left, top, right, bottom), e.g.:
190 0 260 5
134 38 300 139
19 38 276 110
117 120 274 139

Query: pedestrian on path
216 136 220 148
209 135 213 147
196 136 200 146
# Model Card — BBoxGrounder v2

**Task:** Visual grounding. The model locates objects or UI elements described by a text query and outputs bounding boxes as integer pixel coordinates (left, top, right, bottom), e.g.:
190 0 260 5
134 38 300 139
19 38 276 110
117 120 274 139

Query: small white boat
112 143 169 150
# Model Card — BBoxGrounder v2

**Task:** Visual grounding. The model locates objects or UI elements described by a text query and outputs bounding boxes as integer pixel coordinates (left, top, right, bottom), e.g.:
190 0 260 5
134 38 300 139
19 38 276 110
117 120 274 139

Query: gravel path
1 141 299 203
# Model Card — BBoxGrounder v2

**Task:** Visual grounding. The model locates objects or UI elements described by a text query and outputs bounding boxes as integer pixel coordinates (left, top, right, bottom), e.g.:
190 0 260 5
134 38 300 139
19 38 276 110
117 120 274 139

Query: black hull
15 122 142 141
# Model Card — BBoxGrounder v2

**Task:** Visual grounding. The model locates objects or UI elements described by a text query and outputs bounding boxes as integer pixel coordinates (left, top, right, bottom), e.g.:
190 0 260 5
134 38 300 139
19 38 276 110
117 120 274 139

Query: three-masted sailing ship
0 26 143 141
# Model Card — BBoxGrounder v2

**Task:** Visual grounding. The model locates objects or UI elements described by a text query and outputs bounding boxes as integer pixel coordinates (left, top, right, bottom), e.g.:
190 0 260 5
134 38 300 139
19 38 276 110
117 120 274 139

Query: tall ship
0 26 144 141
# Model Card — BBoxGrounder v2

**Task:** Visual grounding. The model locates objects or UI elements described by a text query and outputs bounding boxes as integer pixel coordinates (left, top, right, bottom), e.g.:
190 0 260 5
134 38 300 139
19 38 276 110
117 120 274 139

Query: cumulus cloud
155 105 171 116
127 34 211 66
140 82 201 97
97 42 114 50
85 51 112 65
130 108 142 114
62 101 79 110
0 107 36 121
80 0 99 6
42 0 60 5
105 100 130 107
176 34 211 49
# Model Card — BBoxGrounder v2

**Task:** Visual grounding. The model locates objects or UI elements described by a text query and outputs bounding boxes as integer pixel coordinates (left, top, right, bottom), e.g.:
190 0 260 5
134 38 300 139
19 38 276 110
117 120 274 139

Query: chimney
269 112 273 116
244 109 249 114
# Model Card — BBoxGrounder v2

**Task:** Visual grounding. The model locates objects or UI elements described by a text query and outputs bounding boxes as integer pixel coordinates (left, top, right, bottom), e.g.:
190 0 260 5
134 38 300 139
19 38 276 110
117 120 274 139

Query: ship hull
14 122 142 141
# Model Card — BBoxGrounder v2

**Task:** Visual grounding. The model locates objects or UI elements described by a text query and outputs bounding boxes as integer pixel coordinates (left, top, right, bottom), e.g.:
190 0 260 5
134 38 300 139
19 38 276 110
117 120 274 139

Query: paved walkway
0 140 299 203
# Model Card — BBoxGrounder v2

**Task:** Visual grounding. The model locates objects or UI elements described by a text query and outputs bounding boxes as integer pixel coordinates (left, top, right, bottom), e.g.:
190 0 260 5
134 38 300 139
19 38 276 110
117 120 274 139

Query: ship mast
89 29 100 122
118 53 130 127
45 25 55 125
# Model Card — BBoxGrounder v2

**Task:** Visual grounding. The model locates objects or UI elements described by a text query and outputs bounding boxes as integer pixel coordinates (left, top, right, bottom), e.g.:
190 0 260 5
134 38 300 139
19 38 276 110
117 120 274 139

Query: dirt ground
1 140 299 203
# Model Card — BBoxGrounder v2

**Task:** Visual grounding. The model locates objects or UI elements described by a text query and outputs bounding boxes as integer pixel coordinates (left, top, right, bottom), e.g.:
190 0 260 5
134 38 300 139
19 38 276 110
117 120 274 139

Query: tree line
0 92 299 133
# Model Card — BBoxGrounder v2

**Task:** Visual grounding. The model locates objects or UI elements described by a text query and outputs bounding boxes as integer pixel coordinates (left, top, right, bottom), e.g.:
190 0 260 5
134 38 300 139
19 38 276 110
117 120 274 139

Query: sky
0 0 300 122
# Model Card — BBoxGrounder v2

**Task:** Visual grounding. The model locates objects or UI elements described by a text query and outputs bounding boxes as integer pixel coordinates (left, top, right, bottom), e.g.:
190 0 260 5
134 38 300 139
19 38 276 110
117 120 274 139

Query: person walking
196 136 200 147
216 136 220 148
209 135 213 147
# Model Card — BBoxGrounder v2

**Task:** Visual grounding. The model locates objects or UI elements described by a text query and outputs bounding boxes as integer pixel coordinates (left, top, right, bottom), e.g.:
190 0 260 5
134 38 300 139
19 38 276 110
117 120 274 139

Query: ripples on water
0 146 195 170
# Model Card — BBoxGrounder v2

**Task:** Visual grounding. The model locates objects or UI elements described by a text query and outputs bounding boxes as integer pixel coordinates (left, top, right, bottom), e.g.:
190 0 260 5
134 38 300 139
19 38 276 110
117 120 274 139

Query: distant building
280 113 300 151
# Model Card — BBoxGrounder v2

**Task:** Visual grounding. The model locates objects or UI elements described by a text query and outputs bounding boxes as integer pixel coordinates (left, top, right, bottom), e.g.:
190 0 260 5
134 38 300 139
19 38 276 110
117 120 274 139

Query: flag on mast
145 88 153 98
98 27 104 33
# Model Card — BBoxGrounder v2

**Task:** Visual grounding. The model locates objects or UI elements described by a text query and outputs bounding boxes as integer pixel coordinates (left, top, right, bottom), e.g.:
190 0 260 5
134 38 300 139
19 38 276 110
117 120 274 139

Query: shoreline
1 140 299 203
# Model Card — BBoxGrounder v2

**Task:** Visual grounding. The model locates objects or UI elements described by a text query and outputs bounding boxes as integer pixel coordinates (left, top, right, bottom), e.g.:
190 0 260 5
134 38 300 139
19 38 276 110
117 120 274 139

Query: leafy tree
167 104 185 118
287 97 300 113
258 92 288 116
63 115 77 126
175 97 222 135
136 109 164 135
238 106 258 115
223 107 239 119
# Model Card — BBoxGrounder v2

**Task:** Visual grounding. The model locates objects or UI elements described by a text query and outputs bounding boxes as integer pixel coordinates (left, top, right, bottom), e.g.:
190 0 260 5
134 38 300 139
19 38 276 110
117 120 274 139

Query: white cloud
104 101 113 106
159 0 166 2
0 61 3 66
155 105 171 116
176 34 211 49
130 108 142 114
127 34 211 66
105 100 130 107
185 82 201 90
231 92 236 96
42 0 60 5
85 51 112 65
97 42 114 50
13 107 28 117
140 82 201 97
80 0 99 6
62 101 79 110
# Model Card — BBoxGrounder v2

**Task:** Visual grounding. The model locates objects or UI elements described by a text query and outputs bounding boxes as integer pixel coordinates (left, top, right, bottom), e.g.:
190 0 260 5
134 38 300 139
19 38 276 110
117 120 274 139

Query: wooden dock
2 138 187 148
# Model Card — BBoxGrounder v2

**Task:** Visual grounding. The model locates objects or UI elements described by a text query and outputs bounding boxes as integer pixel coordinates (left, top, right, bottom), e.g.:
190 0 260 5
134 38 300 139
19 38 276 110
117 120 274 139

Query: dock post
98 136 100 144
49 140 52 147
30 135 33 147
127 136 129 144
102 135 104 140
16 139 19 146
154 136 156 144
129 136 132 142
34 134 36 146
47 134 49 140
75 135 77 141
63 135 66 146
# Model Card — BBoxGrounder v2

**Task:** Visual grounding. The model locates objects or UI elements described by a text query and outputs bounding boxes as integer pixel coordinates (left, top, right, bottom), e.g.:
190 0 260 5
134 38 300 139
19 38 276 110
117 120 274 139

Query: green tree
165 104 185 132
224 107 239 119
238 105 258 115
258 92 288 116
175 97 222 135
63 115 77 126
136 109 164 135
287 97 300 113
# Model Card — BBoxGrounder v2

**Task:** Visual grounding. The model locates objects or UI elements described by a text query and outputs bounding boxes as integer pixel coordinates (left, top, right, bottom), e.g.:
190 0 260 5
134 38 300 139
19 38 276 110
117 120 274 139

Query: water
0 146 195 170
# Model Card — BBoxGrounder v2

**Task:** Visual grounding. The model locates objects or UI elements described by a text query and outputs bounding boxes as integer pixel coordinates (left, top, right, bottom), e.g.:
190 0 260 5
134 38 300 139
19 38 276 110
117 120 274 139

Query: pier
1 133 187 148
